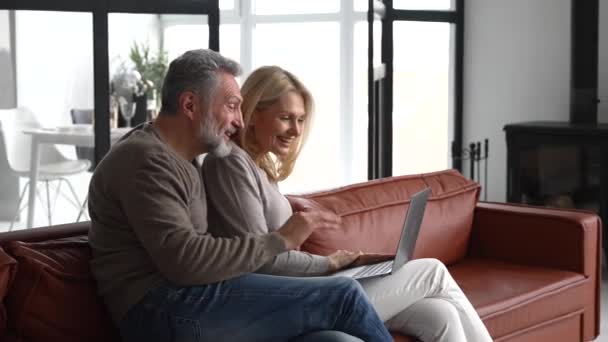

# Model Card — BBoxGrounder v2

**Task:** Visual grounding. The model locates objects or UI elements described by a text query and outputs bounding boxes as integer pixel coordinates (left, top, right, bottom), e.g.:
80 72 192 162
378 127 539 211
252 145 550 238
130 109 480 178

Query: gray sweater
88 124 287 323
203 144 330 276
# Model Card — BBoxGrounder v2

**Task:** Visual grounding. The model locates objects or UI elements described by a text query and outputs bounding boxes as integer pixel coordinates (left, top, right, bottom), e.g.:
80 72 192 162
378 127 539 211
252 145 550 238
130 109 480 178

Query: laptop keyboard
353 260 394 279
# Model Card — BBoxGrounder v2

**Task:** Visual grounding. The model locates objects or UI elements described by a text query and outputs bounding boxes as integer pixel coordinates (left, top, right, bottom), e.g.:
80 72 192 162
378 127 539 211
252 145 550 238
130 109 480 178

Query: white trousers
359 258 493 342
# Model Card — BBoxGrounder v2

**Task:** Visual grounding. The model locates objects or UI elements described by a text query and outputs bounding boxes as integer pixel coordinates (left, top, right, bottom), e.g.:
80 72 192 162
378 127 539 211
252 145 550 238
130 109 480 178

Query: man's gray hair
160 49 241 115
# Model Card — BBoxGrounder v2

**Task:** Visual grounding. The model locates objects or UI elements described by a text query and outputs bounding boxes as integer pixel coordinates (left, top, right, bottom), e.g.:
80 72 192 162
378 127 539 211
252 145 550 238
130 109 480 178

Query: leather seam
300 170 478 197
477 202 598 225
492 309 585 341
480 276 588 320
312 185 480 217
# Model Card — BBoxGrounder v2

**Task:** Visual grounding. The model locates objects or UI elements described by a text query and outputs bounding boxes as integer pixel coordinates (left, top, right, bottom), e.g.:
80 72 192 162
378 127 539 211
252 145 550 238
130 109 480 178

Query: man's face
200 72 243 157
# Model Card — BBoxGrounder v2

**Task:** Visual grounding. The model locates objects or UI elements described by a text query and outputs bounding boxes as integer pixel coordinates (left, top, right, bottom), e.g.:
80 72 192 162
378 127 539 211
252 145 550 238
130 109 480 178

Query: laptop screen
392 187 430 270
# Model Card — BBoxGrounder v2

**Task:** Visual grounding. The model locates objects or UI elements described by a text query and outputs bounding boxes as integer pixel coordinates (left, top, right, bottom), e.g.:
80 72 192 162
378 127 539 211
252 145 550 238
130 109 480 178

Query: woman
203 66 492 342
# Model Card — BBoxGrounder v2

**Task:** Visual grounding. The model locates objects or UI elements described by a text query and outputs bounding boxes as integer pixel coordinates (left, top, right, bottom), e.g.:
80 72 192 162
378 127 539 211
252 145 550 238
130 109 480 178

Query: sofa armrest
470 202 602 276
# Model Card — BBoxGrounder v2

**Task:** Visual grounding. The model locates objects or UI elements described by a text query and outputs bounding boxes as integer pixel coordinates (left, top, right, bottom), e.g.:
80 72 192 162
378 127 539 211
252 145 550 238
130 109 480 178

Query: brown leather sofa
0 169 601 341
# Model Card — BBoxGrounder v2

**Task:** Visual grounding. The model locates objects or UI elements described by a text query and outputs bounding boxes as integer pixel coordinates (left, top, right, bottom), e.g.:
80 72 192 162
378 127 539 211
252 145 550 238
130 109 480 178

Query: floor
0 173 91 232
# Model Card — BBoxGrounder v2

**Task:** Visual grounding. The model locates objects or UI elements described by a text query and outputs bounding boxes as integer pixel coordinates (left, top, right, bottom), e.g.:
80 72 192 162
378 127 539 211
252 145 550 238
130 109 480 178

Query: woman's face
252 91 306 157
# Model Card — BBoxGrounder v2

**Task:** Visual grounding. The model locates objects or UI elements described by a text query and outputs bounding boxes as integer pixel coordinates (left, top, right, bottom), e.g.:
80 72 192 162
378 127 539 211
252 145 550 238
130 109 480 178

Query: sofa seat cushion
4 237 118 342
449 259 587 339
299 170 480 265
0 247 17 338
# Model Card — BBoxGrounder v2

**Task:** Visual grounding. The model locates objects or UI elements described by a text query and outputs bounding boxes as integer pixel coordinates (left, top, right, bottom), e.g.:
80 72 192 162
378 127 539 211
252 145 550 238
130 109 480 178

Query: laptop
330 187 430 280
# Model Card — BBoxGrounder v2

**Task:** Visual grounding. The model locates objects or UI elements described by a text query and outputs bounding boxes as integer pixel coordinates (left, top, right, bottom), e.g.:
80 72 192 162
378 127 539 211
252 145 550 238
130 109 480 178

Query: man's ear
179 91 198 120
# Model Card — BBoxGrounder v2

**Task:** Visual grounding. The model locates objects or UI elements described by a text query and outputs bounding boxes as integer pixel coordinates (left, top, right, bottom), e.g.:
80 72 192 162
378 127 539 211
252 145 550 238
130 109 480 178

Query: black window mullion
1 0 93 12
391 9 457 23
380 0 393 178
93 3 110 166
208 0 219 51
368 0 377 179
368 0 386 180
453 0 465 171
107 0 211 15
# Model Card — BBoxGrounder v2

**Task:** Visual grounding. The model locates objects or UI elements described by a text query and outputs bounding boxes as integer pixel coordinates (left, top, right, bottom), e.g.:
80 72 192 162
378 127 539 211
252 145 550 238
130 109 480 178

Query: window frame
2 0 466 184
1 0 220 166
161 1 368 186
370 0 464 178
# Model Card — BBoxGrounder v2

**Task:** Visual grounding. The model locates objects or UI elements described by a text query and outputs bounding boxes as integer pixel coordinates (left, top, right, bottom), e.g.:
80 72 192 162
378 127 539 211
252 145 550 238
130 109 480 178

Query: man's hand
277 209 341 250
327 250 362 272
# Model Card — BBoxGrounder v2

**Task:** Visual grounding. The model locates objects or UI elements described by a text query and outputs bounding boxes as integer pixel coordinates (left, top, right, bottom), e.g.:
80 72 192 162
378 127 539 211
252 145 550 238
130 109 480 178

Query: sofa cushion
449 258 588 339
4 237 119 342
0 247 17 338
299 170 480 265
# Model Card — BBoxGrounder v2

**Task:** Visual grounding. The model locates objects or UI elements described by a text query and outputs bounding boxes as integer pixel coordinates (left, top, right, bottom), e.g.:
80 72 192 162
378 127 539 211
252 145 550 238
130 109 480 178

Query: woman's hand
350 253 395 268
327 250 363 272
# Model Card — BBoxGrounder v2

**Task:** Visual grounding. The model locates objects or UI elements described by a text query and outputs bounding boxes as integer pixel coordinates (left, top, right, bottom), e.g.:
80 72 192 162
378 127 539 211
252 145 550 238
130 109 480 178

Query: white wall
463 0 571 202
0 11 9 49
0 10 15 109
599 0 608 122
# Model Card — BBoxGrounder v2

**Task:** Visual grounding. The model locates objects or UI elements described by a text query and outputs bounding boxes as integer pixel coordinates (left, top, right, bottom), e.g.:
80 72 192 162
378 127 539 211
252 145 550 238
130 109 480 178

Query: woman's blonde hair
239 66 314 182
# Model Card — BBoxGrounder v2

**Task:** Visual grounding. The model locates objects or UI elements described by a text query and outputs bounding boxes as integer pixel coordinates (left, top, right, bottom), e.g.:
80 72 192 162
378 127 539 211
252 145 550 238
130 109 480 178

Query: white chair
0 107 91 230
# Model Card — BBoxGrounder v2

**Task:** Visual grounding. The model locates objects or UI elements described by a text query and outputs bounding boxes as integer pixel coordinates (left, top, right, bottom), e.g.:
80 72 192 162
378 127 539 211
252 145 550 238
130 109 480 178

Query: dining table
22 125 130 228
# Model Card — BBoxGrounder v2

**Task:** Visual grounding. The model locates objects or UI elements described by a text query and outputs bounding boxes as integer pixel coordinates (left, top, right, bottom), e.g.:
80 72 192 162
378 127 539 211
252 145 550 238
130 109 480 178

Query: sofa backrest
0 247 16 338
0 222 90 245
4 237 118 342
0 223 119 341
297 169 481 265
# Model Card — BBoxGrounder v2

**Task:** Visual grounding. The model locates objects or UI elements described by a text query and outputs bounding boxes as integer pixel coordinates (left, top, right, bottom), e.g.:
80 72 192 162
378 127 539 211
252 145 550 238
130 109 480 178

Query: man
88 49 392 342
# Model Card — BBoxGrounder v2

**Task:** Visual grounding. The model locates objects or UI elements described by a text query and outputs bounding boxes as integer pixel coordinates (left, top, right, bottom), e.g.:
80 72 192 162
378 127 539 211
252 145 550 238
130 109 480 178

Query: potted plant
128 41 168 114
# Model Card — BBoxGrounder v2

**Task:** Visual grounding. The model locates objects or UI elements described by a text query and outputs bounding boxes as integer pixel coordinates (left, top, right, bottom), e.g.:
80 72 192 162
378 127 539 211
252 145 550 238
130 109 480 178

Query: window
162 0 460 190
253 22 341 191
386 1 461 177
160 16 239 66
162 1 369 193
392 21 453 175
1 1 221 232
3 10 94 230
163 23 209 61
0 0 462 231
254 0 339 15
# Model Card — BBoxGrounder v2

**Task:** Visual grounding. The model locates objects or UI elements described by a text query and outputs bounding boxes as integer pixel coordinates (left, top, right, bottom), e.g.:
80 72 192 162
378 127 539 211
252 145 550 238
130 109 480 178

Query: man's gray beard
208 138 232 157
201 114 232 158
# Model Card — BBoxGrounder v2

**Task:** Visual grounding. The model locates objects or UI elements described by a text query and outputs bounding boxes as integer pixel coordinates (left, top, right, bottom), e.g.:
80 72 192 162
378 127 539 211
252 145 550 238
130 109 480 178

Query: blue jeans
293 331 364 342
119 274 392 342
